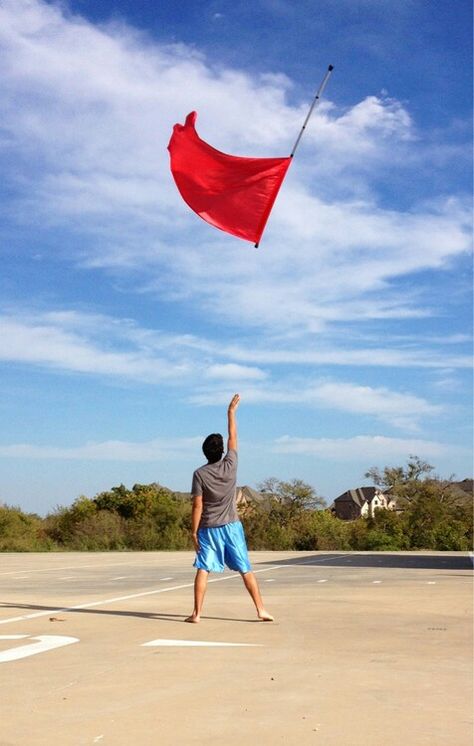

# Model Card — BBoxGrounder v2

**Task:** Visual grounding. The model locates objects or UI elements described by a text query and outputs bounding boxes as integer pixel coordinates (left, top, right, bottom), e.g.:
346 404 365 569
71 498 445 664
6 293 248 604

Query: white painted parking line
0 560 138 577
142 638 262 648
0 635 79 663
0 555 370 628
0 565 285 626
160 577 174 581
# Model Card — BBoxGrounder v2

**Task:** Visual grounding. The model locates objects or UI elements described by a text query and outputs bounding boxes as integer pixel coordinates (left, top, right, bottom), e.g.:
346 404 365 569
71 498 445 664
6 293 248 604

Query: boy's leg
240 571 274 621
222 522 274 622
185 569 209 623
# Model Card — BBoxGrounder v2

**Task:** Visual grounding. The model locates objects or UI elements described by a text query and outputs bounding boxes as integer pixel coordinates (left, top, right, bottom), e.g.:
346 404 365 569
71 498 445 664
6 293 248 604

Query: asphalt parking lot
0 551 472 746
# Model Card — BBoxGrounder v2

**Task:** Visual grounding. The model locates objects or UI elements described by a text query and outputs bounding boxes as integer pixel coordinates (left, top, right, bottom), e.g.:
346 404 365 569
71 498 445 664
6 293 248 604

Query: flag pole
290 64 334 158
254 64 334 248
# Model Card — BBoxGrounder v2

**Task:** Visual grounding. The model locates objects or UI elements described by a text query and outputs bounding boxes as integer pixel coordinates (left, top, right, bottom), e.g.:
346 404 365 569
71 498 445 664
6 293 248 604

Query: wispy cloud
213 340 472 369
0 432 456 465
0 313 189 383
274 435 458 461
0 0 470 341
0 0 470 512
0 437 202 461
2 308 468 386
0 309 274 385
190 379 441 429
205 363 267 381
0 307 460 431
306 382 441 430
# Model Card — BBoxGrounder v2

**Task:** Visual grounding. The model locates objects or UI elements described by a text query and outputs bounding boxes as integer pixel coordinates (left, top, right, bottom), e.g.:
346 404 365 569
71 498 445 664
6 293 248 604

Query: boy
185 394 273 623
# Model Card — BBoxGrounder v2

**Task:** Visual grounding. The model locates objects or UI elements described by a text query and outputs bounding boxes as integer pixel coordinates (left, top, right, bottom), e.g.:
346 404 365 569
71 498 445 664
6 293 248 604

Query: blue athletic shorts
194 521 252 573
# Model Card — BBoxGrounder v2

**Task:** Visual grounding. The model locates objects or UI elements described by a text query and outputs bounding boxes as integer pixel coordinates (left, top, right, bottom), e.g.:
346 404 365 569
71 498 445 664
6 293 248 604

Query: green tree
364 456 472 550
258 478 325 514
70 510 126 551
44 496 97 546
405 480 472 550
0 503 53 551
365 508 408 550
43 483 192 550
308 510 352 551
365 455 434 500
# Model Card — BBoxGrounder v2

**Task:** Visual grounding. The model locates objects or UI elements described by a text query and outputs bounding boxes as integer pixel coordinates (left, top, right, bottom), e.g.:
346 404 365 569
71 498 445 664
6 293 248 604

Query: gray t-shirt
191 449 239 528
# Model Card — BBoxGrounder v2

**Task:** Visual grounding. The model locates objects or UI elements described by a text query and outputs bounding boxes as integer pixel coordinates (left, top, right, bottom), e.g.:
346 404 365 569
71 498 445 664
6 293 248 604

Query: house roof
334 486 380 506
237 485 266 502
452 479 473 495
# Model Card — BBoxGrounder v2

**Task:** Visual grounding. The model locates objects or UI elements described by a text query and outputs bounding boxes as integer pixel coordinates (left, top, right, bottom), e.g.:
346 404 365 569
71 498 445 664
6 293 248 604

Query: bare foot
184 614 200 623
257 610 274 622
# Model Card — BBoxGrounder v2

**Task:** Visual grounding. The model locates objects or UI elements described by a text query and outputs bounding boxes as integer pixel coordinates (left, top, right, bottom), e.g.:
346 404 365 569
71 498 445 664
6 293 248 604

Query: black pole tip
254 243 259 249
328 64 334 71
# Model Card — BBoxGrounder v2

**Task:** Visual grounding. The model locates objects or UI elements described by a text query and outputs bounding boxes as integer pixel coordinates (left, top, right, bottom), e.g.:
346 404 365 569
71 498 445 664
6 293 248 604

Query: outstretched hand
228 393 240 412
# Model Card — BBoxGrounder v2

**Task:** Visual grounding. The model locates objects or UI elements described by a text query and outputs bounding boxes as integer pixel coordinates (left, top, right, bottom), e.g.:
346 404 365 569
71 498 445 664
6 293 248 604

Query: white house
332 486 395 520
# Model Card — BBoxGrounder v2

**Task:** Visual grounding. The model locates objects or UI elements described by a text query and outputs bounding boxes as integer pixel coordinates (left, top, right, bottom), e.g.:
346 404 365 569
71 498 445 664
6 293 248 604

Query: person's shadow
0 602 258 623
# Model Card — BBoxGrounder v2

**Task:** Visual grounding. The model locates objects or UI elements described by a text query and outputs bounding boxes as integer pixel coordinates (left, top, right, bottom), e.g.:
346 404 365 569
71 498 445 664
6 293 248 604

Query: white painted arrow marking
142 638 262 648
0 635 28 640
0 635 79 663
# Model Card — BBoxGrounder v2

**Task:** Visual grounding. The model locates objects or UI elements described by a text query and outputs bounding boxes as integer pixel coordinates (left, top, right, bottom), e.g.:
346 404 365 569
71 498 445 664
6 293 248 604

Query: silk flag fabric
168 112 291 246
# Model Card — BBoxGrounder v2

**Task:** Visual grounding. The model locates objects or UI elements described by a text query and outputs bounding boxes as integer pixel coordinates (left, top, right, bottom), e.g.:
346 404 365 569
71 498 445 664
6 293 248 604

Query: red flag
168 112 291 246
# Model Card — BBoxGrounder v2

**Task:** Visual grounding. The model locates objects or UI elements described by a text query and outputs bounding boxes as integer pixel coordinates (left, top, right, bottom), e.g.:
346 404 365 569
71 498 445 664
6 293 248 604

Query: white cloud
3 307 468 388
0 432 455 465
0 0 470 341
190 379 440 429
0 307 459 431
205 363 267 381
0 309 272 386
0 437 202 462
214 341 472 369
307 381 441 429
0 314 188 383
274 434 456 461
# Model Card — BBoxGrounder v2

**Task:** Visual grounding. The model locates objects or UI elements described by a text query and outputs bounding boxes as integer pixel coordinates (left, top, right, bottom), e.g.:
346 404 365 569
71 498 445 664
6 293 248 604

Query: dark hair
202 433 224 463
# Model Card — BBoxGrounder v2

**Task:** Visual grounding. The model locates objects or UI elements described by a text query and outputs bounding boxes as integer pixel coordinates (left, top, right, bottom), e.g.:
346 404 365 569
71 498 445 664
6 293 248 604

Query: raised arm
227 393 240 451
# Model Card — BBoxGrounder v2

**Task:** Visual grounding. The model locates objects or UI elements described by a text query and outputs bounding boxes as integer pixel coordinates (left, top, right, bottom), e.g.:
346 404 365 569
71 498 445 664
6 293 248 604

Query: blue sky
0 0 472 515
